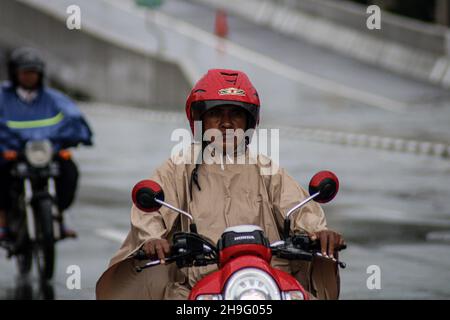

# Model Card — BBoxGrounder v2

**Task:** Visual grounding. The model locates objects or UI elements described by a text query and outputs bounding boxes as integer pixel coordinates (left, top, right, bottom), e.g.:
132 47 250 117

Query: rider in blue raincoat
0 47 93 240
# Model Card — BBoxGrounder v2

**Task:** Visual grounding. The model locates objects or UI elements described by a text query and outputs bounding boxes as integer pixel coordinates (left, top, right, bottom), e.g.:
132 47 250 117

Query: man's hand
142 239 171 262
308 230 345 259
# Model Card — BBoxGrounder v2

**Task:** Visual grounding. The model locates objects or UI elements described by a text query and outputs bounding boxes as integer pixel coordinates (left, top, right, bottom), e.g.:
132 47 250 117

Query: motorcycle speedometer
24 140 53 168
223 268 281 300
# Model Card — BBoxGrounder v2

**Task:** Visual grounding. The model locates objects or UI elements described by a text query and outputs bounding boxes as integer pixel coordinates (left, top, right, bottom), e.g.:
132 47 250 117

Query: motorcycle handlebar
271 236 347 268
132 249 149 261
132 240 217 272
133 249 180 272
134 235 347 272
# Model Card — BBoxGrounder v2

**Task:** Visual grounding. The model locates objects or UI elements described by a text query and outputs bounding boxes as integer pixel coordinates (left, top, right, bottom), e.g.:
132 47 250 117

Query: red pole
215 9 229 38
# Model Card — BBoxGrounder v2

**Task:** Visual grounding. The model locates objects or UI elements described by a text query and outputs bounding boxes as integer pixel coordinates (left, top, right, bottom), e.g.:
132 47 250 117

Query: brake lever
135 255 178 272
272 238 347 268
133 245 215 272
132 248 177 272
313 251 347 269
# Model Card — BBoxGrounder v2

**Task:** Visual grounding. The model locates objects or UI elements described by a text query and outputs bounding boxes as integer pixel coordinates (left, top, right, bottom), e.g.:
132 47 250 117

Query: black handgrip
274 245 314 262
308 239 347 251
133 249 149 260
283 219 291 239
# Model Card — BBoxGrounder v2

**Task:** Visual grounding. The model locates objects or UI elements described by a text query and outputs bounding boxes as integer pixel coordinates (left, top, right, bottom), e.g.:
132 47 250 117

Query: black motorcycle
1 139 70 281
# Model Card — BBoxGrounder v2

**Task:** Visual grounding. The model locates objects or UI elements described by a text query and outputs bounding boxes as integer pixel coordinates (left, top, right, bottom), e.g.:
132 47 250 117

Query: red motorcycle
131 171 346 300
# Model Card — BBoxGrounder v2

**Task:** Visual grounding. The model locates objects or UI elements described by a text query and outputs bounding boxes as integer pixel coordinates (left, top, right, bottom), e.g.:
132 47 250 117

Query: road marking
342 208 450 228
426 231 450 242
80 102 450 159
272 124 450 158
96 228 127 243
79 102 185 123
104 0 409 113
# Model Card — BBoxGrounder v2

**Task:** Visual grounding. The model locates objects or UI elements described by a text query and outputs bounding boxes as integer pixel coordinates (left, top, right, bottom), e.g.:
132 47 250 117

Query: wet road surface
1 103 449 299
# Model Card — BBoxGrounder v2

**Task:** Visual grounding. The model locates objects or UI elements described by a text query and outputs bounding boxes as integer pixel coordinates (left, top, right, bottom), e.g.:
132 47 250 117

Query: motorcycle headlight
24 140 53 168
282 290 305 300
223 268 281 300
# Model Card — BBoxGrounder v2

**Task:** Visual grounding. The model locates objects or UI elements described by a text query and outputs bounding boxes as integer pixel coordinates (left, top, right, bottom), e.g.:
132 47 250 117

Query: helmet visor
191 100 258 129
16 64 43 72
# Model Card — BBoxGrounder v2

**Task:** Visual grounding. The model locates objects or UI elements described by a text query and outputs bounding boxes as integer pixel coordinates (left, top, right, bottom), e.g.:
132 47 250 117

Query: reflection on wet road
3 104 448 299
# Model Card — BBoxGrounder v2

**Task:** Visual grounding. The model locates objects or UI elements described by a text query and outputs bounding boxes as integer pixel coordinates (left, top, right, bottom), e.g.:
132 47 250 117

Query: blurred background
0 0 449 299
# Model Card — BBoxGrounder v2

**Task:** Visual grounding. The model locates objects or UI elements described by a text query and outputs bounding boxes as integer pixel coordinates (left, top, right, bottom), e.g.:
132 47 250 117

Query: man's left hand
308 230 345 259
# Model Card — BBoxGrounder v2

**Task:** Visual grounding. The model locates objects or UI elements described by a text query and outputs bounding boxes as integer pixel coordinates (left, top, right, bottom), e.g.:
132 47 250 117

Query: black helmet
8 47 45 86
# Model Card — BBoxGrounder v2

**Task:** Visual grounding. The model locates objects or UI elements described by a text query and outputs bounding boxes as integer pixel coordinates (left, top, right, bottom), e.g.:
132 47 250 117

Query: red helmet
185 69 260 133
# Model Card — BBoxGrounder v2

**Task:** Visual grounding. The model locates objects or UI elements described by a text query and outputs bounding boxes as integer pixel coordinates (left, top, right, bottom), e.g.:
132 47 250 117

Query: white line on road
426 231 450 242
104 0 409 113
96 228 128 243
80 102 450 159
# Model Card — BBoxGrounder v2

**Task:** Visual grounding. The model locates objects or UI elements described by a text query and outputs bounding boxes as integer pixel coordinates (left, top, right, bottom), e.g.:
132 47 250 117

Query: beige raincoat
96 145 340 300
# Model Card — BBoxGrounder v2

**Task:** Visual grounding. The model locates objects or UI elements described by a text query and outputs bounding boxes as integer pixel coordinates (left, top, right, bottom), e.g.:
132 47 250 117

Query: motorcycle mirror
131 180 197 233
132 180 165 212
283 171 339 239
308 171 339 204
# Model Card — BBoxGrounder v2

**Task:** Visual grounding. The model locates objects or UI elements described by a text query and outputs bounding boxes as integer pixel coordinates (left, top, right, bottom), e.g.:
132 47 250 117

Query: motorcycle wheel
33 198 55 281
16 244 33 276
11 208 33 276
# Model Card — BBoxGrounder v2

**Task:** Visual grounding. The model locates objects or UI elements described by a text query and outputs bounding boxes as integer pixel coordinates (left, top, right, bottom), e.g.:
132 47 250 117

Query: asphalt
1 103 449 299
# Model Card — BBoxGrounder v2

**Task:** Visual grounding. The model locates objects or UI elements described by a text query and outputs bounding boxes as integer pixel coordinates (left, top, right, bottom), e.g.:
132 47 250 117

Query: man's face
202 105 248 153
16 70 40 90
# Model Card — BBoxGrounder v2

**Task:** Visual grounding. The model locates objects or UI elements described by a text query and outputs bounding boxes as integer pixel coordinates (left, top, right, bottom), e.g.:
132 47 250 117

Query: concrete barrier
284 0 448 56
191 0 450 89
80 102 450 160
0 0 191 110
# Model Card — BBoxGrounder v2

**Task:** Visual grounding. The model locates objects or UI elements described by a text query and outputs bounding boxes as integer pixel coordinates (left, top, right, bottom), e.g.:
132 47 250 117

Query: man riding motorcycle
0 47 93 240
96 69 345 300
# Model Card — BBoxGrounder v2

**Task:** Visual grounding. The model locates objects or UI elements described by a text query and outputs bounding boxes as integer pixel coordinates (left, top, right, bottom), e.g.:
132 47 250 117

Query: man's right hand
142 239 171 261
